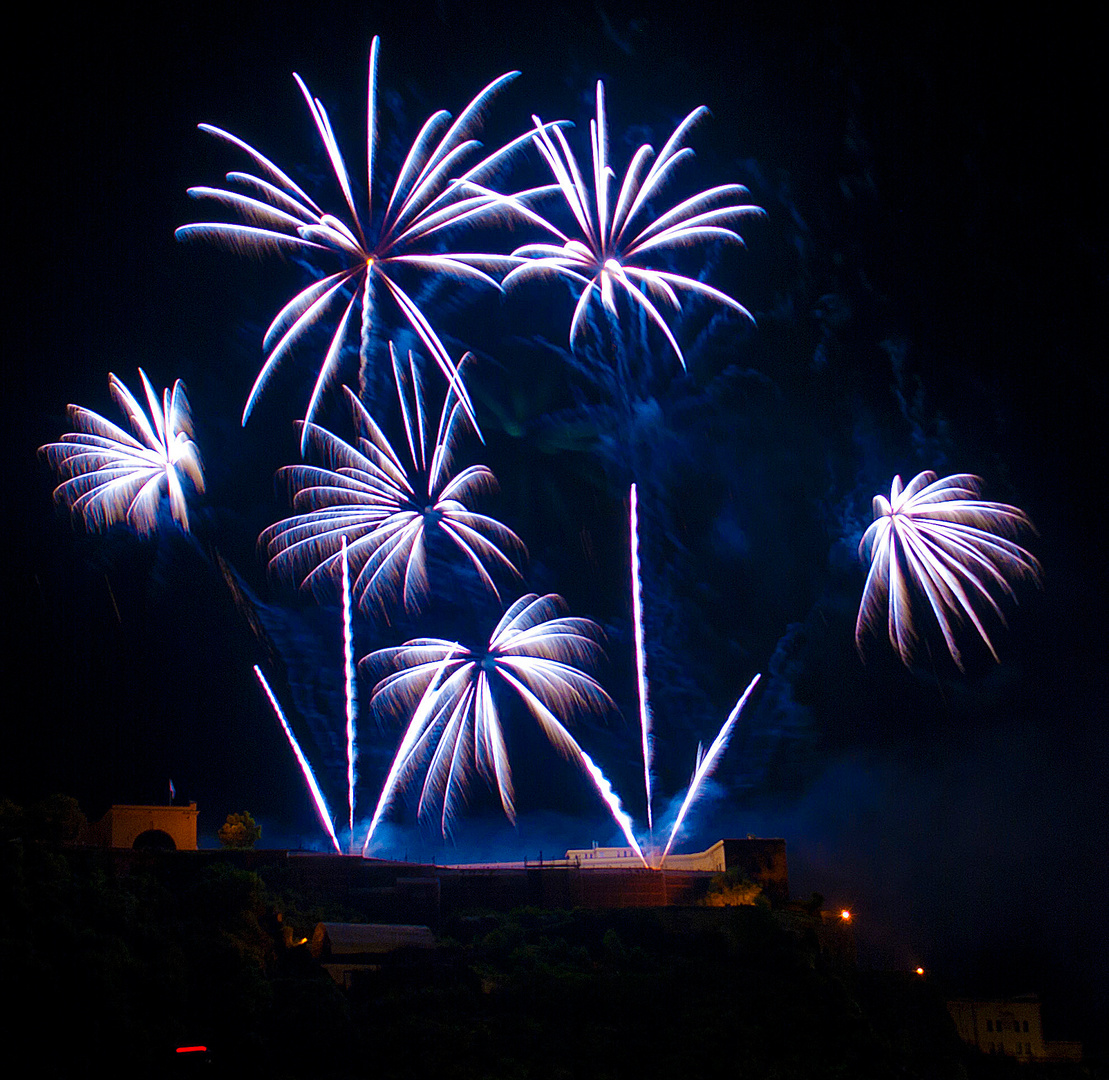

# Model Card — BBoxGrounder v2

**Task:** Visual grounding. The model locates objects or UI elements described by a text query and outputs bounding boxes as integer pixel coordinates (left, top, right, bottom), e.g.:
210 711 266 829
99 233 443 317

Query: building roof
311 922 436 957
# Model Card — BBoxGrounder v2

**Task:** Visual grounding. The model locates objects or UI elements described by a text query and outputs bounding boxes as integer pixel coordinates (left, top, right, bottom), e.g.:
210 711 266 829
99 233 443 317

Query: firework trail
261 347 525 616
490 81 763 366
856 471 1040 669
178 36 533 439
578 749 648 867
253 665 341 853
629 483 654 836
40 369 204 536
341 536 357 850
628 484 761 862
660 673 761 862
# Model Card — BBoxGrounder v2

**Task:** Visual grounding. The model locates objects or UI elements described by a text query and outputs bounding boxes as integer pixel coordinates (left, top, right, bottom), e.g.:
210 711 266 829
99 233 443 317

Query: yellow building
84 803 198 851
946 996 1082 1061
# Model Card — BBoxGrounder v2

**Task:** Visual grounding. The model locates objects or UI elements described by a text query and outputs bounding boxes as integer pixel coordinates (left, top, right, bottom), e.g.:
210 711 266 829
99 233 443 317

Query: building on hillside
562 838 789 905
83 803 198 851
946 996 1082 1061
310 922 437 988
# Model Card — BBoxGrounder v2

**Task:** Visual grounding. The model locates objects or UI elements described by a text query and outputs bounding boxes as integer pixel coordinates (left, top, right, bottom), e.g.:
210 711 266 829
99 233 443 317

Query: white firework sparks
660 674 761 862
856 471 1041 670
577 750 648 867
494 81 764 365
177 36 528 437
40 369 204 536
627 484 761 862
341 535 358 849
261 346 524 615
253 665 342 854
362 593 615 843
629 483 654 835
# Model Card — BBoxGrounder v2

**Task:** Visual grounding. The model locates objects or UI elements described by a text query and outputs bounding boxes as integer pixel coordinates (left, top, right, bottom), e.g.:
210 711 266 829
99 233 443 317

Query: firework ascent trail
578 750 648 867
629 483 654 837
660 673 761 862
342 536 358 851
629 485 761 865
253 665 341 853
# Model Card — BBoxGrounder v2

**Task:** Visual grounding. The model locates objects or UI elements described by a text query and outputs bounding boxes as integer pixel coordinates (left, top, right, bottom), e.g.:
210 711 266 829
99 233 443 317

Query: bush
701 868 764 907
218 811 261 849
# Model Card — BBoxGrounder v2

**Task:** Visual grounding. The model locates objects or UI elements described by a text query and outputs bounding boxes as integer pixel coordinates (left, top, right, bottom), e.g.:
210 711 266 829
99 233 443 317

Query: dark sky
6 0 1106 1046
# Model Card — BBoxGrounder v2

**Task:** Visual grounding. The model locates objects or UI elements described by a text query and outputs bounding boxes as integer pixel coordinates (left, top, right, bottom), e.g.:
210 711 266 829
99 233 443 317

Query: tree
218 811 261 849
3 794 89 845
701 868 765 907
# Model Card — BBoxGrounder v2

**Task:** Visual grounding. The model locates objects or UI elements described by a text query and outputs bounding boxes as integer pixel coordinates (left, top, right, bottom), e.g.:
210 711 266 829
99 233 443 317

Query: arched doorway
133 829 176 851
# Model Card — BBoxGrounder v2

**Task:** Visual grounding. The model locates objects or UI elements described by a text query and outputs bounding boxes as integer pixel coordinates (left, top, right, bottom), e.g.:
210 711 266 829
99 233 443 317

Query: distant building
310 922 437 988
563 838 789 905
946 996 1082 1061
83 803 198 851
563 845 644 866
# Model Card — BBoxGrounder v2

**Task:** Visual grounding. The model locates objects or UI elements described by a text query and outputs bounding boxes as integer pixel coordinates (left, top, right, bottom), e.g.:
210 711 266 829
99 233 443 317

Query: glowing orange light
840 909 851 921
915 967 925 976
176 1046 207 1054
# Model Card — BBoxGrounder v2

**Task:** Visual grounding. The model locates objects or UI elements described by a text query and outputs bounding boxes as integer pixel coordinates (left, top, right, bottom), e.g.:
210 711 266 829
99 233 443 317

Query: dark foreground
1 840 1099 1080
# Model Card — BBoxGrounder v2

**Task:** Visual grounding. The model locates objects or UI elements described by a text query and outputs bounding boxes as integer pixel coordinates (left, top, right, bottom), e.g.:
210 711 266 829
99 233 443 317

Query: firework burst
177 37 529 438
40 369 204 536
856 471 1041 670
361 593 615 844
261 346 524 615
493 81 763 365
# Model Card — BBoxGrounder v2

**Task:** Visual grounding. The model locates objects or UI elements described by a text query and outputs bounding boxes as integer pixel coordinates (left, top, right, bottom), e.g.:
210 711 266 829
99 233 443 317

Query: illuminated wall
945 997 1081 1060
84 803 198 851
560 838 789 904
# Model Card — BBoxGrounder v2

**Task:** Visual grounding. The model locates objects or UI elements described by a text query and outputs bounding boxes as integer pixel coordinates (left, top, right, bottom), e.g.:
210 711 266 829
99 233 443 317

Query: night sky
6 0 1106 1047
